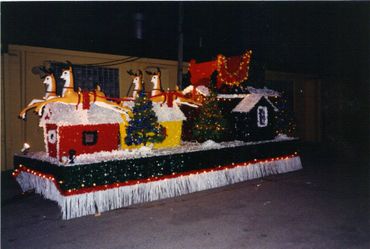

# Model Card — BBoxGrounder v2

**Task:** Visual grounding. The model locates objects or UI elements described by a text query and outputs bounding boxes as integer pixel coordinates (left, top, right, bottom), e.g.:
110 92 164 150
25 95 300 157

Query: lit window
257 106 268 127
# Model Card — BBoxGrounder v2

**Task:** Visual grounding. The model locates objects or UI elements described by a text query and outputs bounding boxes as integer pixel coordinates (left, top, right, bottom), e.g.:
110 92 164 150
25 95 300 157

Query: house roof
232 94 278 113
217 94 248 99
39 102 125 126
246 86 280 97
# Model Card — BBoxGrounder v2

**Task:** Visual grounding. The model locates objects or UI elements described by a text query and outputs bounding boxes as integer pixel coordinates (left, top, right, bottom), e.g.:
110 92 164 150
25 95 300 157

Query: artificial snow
152 102 186 122
275 133 291 141
75 145 153 164
246 86 281 97
39 102 125 127
232 94 278 113
40 100 187 126
217 94 248 99
20 136 297 167
182 86 280 99
182 85 210 96
122 100 187 122
201 140 222 149
121 100 134 109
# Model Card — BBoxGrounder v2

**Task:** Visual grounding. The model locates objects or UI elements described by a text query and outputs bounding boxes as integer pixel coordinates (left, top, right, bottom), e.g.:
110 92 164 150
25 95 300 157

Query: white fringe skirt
15 156 302 220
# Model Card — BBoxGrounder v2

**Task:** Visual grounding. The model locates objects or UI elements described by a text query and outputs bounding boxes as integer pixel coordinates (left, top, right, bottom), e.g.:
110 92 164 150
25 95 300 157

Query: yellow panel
119 121 139 150
119 121 182 150
153 121 182 149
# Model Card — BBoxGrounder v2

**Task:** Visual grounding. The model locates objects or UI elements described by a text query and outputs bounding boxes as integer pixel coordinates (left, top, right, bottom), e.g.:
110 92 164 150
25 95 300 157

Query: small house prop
40 102 125 161
232 94 278 141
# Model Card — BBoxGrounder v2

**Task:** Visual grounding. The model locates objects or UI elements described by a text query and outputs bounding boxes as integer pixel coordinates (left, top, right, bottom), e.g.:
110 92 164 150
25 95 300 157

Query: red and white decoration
189 51 252 88
15 145 302 220
40 102 124 161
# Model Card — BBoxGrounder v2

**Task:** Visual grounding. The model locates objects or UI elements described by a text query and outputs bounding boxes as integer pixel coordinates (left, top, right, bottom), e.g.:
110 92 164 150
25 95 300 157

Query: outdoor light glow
21 143 30 154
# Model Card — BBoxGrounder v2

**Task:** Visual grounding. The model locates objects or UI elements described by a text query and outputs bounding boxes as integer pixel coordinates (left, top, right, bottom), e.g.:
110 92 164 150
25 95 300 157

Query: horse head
146 67 162 96
127 69 143 98
32 66 57 99
39 67 56 93
61 61 75 96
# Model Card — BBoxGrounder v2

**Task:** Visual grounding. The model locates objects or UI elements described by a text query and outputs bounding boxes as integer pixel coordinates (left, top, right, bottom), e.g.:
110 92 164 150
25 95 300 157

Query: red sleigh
188 50 252 88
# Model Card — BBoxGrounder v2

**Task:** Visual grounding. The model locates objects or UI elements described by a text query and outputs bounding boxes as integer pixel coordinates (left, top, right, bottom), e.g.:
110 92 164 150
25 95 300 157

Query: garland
14 153 299 196
15 155 302 219
13 140 299 193
217 50 252 86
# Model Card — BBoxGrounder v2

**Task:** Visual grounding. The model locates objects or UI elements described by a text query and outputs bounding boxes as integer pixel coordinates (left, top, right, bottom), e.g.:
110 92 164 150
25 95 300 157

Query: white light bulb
21 143 30 153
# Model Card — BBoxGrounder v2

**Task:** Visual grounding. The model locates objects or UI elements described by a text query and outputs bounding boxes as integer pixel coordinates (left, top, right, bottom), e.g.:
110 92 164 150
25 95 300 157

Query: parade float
13 53 302 219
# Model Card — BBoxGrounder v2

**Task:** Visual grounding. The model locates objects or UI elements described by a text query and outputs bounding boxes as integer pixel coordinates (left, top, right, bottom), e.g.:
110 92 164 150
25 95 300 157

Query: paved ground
1 146 369 249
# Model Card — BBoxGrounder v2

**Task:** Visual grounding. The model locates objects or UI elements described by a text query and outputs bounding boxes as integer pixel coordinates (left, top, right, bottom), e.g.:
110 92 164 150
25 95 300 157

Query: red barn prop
188 50 252 88
40 103 124 161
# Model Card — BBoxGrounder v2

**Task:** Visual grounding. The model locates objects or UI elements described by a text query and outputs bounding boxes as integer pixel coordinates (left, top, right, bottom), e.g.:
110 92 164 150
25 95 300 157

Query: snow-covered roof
217 94 248 99
182 85 280 99
232 94 278 113
152 102 186 122
182 85 210 96
39 102 125 126
247 86 280 97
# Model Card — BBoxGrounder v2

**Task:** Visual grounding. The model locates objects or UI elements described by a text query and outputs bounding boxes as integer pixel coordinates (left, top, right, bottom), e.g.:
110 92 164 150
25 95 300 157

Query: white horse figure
60 62 76 97
144 67 201 107
43 74 58 100
127 69 144 98
35 62 130 117
19 67 58 119
146 67 163 97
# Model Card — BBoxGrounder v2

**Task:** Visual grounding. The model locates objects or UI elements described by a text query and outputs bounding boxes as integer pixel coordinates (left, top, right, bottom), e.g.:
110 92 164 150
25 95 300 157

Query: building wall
265 70 321 143
1 45 188 170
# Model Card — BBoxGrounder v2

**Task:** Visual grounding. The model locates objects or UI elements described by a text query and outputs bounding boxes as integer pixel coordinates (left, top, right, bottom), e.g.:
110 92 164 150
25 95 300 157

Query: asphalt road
1 147 369 249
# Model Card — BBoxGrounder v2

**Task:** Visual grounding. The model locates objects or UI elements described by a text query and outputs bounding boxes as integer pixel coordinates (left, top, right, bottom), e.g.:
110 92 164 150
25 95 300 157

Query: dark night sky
2 2 369 79
1 2 369 154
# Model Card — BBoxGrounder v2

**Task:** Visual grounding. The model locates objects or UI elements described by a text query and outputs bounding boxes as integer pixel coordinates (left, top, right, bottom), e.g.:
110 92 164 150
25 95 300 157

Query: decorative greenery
14 140 300 192
125 91 166 146
271 94 297 137
193 71 227 142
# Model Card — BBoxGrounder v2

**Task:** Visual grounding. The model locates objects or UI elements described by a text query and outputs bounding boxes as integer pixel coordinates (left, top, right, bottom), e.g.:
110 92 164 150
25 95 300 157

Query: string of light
13 153 299 196
217 50 252 86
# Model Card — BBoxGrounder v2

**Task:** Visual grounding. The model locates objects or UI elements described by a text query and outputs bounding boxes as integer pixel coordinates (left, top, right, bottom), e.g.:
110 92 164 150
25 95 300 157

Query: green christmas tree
193 82 227 142
272 94 297 137
125 91 166 146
